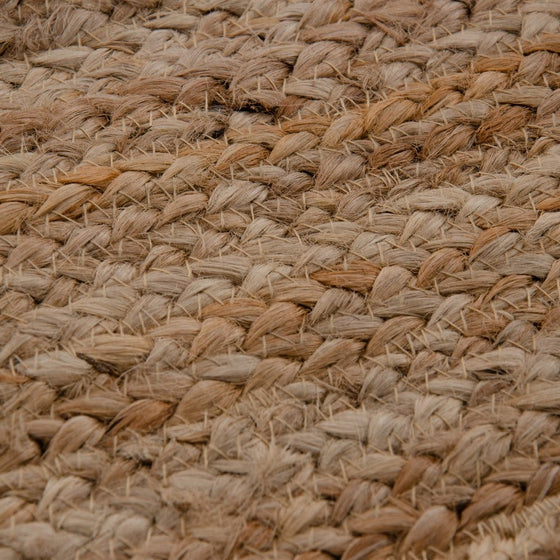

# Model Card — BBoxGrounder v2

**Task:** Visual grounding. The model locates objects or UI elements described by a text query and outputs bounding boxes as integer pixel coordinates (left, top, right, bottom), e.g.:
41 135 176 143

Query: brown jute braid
2 0 560 558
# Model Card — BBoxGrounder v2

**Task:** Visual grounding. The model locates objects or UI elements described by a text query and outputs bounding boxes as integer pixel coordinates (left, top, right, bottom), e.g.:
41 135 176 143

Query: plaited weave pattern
2 0 560 558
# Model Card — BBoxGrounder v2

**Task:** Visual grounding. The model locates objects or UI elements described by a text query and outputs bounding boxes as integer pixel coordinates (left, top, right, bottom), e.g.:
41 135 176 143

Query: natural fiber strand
2 0 560 558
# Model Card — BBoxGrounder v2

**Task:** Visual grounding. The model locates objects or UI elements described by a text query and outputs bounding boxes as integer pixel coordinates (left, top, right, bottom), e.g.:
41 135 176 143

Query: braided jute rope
2 0 560 558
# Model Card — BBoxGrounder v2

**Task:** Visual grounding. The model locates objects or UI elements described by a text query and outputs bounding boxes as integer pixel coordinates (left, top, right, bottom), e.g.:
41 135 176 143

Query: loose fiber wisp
1 0 560 558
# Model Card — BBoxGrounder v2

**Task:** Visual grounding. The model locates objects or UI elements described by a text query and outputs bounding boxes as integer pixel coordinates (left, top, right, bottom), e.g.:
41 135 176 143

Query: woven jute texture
2 0 560 559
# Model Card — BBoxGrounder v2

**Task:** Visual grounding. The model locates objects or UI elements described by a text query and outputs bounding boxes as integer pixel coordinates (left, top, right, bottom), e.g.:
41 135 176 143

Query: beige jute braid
2 0 560 558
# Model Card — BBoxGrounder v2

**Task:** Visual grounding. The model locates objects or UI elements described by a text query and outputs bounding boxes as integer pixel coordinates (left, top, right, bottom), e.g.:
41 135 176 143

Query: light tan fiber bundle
2 0 560 558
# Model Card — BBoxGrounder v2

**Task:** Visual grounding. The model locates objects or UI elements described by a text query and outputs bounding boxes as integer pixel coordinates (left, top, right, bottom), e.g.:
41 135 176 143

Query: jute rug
1 0 560 558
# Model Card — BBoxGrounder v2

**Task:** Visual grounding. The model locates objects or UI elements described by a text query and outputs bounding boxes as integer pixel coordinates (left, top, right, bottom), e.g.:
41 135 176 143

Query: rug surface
2 0 560 558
